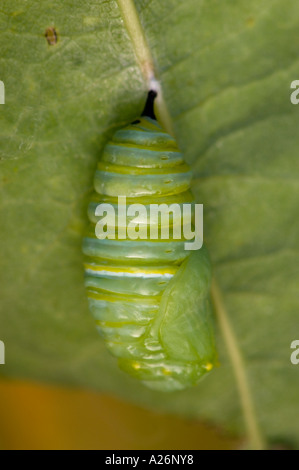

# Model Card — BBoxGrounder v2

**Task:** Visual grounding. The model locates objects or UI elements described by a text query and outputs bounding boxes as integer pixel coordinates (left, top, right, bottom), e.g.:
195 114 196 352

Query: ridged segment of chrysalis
83 117 216 391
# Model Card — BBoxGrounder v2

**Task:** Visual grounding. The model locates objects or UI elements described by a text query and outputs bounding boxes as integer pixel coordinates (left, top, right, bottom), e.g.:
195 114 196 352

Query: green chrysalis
82 110 217 391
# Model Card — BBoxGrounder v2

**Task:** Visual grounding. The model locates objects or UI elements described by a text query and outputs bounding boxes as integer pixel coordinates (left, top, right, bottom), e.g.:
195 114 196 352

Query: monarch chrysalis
82 98 216 392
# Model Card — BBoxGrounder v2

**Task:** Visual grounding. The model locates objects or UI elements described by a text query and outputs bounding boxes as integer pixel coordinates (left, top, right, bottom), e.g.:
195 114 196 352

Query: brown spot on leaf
45 27 58 46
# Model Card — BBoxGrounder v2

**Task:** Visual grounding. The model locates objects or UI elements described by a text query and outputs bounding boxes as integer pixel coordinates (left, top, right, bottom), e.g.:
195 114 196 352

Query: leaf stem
117 0 154 83
117 0 266 450
116 0 174 135
211 278 266 450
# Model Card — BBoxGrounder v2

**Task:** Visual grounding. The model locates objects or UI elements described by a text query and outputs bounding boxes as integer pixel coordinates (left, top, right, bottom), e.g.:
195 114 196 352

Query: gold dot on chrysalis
132 362 141 370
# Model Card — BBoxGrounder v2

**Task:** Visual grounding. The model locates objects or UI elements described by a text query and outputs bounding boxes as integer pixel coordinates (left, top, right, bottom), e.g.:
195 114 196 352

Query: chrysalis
82 96 216 391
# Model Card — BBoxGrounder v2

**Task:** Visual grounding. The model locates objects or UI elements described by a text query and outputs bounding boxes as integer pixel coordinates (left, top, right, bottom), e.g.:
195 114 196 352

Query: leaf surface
1 0 299 447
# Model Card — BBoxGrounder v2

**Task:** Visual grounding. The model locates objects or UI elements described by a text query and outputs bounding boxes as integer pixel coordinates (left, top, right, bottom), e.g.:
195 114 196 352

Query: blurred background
0 378 237 450
1 0 299 450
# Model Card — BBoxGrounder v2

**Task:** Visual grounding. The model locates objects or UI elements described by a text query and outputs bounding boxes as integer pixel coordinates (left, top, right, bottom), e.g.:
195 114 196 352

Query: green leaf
1 0 299 449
